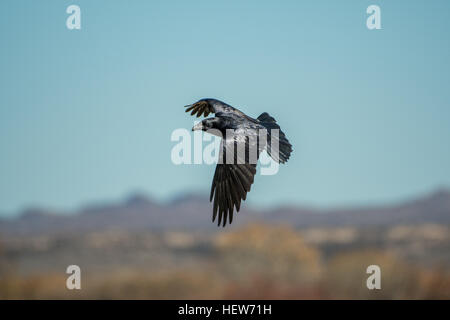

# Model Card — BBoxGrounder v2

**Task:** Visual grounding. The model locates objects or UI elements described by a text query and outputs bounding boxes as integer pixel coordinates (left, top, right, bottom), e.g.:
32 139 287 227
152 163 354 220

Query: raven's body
185 98 292 227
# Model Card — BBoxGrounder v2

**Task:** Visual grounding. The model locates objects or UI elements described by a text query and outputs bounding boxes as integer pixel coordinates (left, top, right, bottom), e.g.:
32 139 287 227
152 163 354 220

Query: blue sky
1 0 450 215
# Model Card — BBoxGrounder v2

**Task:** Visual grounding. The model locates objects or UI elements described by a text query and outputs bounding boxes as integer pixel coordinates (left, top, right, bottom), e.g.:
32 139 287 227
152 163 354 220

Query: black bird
185 98 292 227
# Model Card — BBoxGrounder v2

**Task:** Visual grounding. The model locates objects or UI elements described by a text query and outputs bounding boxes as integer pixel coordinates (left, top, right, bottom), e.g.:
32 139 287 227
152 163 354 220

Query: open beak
192 122 203 131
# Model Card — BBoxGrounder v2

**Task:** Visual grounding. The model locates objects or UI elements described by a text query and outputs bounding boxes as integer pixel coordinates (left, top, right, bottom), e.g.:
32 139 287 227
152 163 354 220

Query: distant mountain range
1 189 450 236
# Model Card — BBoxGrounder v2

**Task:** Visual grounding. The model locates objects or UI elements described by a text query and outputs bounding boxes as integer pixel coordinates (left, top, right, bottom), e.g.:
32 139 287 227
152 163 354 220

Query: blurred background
1 1 450 299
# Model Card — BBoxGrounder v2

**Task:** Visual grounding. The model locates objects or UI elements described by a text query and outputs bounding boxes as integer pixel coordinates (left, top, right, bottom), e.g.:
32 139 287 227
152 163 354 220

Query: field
1 222 449 299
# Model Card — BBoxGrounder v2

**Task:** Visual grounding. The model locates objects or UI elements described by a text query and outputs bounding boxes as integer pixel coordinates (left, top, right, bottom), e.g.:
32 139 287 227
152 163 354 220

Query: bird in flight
185 98 292 227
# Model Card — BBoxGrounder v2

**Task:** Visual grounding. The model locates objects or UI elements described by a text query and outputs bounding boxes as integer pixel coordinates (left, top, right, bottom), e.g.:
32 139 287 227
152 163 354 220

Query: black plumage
185 98 292 227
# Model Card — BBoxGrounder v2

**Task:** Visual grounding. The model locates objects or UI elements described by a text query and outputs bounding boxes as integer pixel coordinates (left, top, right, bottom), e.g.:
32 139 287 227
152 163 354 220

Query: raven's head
192 118 220 132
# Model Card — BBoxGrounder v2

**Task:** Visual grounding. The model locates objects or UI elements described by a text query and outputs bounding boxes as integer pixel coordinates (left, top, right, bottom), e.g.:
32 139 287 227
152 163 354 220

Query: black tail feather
257 112 292 163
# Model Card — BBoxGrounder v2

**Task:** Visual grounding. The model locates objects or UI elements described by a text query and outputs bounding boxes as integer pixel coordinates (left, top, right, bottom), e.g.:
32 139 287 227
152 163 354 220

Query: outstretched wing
184 99 247 118
210 164 256 227
209 131 263 227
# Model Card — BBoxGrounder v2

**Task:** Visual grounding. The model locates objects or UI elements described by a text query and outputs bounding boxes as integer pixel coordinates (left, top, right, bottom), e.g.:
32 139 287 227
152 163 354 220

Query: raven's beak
192 122 203 131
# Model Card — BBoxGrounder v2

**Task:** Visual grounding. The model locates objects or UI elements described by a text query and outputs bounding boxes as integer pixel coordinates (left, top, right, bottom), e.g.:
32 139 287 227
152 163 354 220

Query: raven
185 98 292 227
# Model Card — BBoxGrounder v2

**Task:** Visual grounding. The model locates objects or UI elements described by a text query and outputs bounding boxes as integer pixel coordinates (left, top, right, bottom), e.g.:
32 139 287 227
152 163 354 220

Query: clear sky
1 0 450 216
